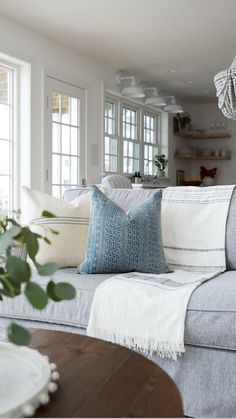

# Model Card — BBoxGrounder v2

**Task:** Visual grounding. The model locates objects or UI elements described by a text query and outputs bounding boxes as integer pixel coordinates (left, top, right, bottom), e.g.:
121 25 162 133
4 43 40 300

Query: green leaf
23 229 39 260
25 282 48 309
1 276 21 297
42 210 56 218
0 276 17 297
0 226 21 253
37 262 58 276
54 282 76 300
49 228 59 235
44 237 51 245
6 255 31 283
8 322 31 345
47 280 61 302
6 218 18 226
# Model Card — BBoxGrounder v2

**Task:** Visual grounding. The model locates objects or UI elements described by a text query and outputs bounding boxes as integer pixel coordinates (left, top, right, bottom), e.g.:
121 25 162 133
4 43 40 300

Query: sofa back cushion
63 187 91 202
64 187 156 209
226 188 236 270
64 186 236 270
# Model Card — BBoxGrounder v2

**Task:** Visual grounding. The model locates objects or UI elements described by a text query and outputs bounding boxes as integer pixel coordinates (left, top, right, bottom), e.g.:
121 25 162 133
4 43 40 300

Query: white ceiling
0 0 236 103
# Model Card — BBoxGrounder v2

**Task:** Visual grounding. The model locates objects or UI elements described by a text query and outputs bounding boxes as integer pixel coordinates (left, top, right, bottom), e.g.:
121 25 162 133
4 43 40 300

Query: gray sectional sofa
1 187 236 418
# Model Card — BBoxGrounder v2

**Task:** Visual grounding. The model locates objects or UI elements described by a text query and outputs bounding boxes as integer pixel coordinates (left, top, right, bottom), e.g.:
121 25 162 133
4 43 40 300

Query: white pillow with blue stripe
21 186 91 268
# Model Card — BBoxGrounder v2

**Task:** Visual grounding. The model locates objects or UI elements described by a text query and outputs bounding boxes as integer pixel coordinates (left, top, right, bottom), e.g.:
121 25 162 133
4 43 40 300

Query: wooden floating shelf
174 131 231 139
174 154 231 161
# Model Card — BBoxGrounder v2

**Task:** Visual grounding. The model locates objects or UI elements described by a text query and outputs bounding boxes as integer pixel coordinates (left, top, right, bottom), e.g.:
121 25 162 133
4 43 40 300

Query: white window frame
44 76 86 198
0 62 15 213
104 93 165 177
0 54 30 214
143 110 160 175
104 97 119 173
121 101 140 174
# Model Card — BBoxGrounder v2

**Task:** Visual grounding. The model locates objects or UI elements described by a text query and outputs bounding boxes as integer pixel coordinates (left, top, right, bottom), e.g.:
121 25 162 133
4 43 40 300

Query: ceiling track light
115 72 145 99
115 72 183 112
163 96 183 113
144 87 167 107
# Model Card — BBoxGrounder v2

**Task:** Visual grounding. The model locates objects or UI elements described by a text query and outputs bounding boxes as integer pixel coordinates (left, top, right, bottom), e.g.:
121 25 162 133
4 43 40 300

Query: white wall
0 13 117 192
170 102 236 185
188 102 236 185
1 13 199 193
169 100 192 185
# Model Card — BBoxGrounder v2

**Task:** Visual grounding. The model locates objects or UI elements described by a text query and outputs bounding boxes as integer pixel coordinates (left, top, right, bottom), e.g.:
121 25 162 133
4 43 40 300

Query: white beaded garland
22 404 35 417
39 393 50 405
50 362 57 371
48 381 58 393
51 371 60 381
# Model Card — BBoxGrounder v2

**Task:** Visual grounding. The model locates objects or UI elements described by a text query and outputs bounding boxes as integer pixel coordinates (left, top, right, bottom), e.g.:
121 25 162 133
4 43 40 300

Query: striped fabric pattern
87 269 217 360
31 217 89 226
101 175 132 189
161 185 235 273
87 186 235 359
21 186 92 268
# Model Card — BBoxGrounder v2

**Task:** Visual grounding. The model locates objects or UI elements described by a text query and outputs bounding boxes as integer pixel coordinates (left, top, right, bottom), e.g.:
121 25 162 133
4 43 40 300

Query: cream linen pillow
21 187 92 268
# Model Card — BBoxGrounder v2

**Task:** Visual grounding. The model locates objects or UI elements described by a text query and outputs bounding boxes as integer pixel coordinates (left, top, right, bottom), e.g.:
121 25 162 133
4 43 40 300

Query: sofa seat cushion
0 269 115 329
1 270 236 351
185 271 236 350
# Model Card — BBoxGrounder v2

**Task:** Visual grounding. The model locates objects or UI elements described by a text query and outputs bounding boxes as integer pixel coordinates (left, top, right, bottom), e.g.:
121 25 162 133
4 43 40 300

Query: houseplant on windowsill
153 154 168 178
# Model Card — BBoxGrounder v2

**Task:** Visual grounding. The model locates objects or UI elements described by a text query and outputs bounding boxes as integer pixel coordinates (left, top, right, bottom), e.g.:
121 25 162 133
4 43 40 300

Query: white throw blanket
87 185 235 359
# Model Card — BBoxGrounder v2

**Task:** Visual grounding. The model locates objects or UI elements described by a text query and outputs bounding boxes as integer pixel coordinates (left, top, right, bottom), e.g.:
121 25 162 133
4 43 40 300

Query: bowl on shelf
176 147 194 157
201 149 213 157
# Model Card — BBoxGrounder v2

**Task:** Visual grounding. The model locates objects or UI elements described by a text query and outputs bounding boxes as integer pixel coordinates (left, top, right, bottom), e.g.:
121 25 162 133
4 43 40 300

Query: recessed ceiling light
186 80 193 84
169 69 177 73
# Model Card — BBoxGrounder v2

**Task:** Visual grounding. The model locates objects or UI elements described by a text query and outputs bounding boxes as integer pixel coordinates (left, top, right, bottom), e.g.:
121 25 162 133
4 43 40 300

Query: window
52 92 80 198
44 77 85 199
104 96 163 176
143 113 159 175
0 64 14 212
104 99 118 172
0 55 30 214
122 106 139 174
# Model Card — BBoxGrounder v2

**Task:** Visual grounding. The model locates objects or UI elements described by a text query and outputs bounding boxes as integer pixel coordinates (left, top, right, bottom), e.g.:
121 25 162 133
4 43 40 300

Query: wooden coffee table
30 330 183 418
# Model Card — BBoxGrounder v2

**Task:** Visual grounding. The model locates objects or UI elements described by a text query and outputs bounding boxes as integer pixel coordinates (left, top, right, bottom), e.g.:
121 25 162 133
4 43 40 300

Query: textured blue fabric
78 185 170 274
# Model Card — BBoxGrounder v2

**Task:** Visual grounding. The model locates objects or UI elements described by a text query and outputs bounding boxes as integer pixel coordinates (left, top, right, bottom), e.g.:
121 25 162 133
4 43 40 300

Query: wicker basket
214 56 236 120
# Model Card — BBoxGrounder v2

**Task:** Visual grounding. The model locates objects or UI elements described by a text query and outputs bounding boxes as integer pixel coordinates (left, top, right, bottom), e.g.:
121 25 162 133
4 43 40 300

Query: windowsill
132 178 170 188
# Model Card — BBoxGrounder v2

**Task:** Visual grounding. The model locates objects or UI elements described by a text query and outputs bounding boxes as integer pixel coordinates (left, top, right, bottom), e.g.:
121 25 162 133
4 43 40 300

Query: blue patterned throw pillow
77 185 170 274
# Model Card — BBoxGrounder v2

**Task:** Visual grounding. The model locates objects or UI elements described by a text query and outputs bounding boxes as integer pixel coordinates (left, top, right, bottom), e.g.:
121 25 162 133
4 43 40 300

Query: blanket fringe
87 327 185 361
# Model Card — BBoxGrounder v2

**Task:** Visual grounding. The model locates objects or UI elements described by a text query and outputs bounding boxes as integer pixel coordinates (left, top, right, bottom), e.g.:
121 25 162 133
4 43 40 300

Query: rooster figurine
200 166 217 186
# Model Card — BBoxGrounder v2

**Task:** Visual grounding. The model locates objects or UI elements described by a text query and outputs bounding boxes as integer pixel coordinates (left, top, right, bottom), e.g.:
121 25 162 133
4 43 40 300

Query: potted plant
178 112 192 131
153 154 168 177
0 212 76 345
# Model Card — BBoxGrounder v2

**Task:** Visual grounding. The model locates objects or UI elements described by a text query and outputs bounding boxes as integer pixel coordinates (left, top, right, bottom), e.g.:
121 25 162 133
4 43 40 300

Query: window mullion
118 99 123 174
139 108 144 174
